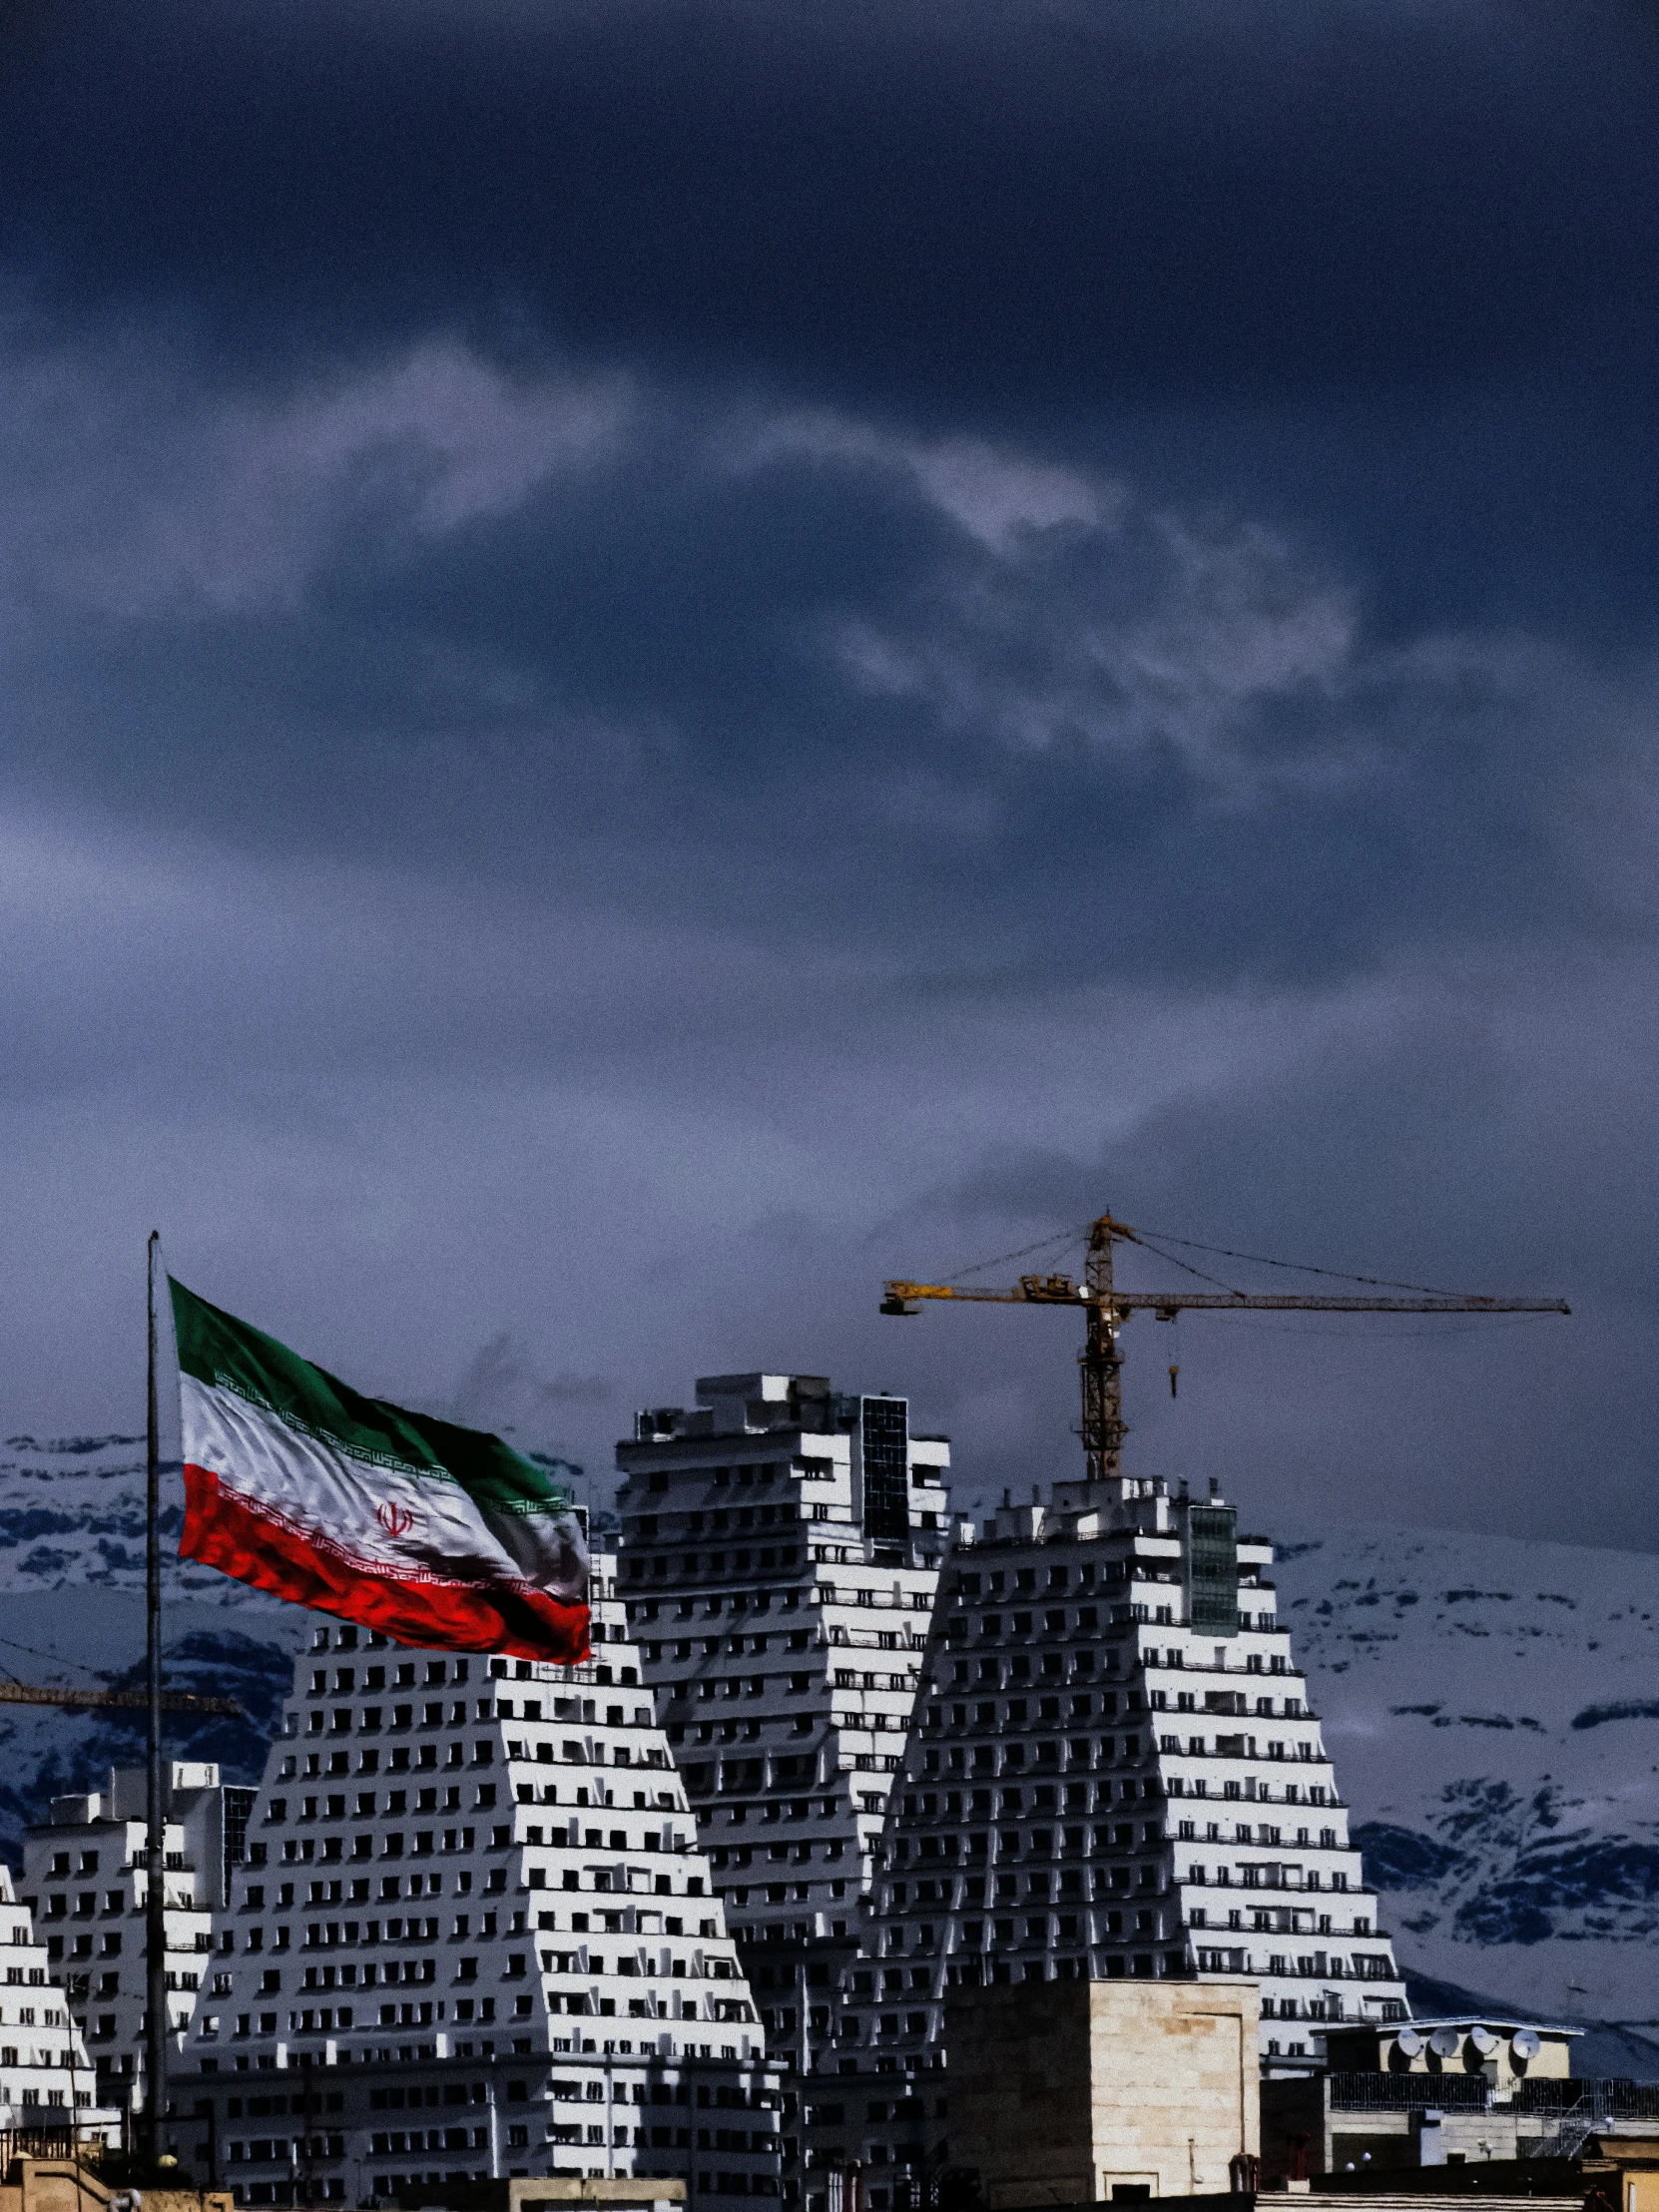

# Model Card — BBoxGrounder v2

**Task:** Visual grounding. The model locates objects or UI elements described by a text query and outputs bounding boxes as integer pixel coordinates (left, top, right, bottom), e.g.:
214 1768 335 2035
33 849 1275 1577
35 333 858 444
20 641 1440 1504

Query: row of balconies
879 1788 1132 1843
1163 1777 1339 1808
627 1500 823 1538
293 1690 639 1734
927 1692 1139 1729
637 1614 925 1660
304 1658 475 1696
652 1658 823 1698
1180 1861 1350 1889
625 1544 809 1581
918 1742 1142 1782
1156 1734 1323 1762
1143 1647 1296 1674
289 1720 501 1761
284 1920 725 1972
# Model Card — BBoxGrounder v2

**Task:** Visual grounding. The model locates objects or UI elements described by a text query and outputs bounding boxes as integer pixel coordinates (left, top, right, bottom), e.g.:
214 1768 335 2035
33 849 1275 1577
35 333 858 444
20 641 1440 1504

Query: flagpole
144 1232 167 2173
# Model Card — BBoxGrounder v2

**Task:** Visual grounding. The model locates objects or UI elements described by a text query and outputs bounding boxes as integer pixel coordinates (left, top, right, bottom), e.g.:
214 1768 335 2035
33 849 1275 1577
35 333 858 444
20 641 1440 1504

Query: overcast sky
2 0 1656 1545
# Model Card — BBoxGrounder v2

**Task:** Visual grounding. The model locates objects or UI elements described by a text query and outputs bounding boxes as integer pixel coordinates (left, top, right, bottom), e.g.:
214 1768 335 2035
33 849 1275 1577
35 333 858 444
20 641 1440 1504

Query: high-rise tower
809 1473 1407 2209
615 1376 952 2121
176 1554 784 2207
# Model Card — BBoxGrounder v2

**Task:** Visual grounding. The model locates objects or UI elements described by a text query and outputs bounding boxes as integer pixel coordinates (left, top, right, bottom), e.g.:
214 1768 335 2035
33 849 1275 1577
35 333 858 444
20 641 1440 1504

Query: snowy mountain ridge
1269 1515 1659 2025
0 1430 266 1605
0 1432 306 1870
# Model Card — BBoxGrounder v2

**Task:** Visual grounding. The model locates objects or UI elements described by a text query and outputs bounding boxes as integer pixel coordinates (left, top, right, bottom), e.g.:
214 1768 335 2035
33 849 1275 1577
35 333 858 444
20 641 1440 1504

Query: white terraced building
614 1374 952 2086
176 1553 784 2208
0 1862 114 2144
23 1762 255 2111
813 1473 1409 2208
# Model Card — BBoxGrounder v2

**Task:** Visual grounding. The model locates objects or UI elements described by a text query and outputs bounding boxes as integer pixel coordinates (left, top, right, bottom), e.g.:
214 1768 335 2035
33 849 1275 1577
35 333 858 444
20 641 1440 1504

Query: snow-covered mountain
1270 1517 1659 2029
0 1431 307 1865
4 1433 1656 2044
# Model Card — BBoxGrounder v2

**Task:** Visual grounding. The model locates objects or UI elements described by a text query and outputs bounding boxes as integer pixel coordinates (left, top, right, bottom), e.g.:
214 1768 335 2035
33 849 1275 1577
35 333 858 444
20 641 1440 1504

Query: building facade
175 1555 783 2207
946 1975 1260 2205
23 1763 255 2109
812 1473 1408 2204
0 1861 111 2141
614 1376 952 2082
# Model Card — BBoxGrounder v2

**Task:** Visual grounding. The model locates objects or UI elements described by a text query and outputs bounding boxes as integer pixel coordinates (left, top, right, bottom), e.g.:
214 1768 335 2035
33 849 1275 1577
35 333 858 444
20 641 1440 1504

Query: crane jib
882 1281 1569 1315
880 1213 1569 1480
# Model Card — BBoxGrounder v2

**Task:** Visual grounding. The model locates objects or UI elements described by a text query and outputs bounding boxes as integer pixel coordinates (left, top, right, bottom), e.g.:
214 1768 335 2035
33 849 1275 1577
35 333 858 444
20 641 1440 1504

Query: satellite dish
1512 2029 1542 2061
1470 2027 1499 2055
1430 2028 1463 2058
1395 2029 1423 2058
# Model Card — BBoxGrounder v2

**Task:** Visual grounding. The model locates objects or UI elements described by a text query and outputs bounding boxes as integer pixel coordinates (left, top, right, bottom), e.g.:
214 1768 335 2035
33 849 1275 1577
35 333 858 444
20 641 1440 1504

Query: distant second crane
0 1682 243 1717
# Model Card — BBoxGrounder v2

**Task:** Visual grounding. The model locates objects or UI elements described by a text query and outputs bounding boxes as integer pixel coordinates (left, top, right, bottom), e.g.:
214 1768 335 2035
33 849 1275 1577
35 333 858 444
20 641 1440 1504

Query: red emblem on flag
376 1501 417 1539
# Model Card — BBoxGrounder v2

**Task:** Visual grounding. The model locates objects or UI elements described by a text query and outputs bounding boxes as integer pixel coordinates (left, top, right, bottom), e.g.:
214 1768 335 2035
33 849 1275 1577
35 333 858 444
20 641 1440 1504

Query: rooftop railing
1328 2072 1490 2110
1326 2074 1659 2119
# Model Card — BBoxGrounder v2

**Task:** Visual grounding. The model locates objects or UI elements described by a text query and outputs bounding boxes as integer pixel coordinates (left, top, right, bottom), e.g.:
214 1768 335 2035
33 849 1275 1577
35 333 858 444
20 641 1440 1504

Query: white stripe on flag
181 1373 585 1601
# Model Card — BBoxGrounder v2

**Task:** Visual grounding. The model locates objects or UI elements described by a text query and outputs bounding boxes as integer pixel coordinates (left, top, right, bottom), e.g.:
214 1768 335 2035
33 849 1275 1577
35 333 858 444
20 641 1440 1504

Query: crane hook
1169 1364 1180 1398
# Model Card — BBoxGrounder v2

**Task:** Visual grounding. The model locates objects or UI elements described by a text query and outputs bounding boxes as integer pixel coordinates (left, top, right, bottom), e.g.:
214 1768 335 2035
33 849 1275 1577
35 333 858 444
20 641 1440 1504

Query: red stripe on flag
181 1462 591 1665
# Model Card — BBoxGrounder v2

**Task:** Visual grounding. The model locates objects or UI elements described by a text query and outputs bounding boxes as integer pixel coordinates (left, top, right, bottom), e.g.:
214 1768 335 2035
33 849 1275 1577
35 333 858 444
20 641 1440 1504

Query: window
860 1397 909 1542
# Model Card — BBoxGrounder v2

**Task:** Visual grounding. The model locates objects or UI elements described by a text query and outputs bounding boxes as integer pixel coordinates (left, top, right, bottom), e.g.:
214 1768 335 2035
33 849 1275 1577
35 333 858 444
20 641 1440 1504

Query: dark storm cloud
6 0 1657 400
0 0 1655 1548
3 334 1650 999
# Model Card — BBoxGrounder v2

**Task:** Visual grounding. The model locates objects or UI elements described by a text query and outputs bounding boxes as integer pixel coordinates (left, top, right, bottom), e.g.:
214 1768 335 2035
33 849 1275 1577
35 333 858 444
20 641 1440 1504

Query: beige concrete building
0 2161 231 2212
1584 2126 1659 2212
944 1974 1259 2204
506 2181 686 2212
1282 2197 1580 2212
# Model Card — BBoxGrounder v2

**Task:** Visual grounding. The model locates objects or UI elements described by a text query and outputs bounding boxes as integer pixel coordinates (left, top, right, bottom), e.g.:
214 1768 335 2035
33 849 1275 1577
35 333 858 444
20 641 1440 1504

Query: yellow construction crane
0 1682 243 1717
882 1210 1570 1482
0 1631 245 1719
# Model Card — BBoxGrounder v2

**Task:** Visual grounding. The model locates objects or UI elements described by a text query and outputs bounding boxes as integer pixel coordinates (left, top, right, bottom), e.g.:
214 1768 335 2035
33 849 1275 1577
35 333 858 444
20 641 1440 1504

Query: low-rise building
944 1974 1260 2205
0 2153 231 2212
1325 2018 1577 2091
1583 2126 1659 2212
1259 2021 1659 2183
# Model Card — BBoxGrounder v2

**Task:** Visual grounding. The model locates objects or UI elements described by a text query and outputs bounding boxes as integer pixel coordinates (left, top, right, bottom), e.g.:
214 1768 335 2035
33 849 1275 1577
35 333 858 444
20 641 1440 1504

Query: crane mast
881 1210 1570 1481
1081 1212 1127 1481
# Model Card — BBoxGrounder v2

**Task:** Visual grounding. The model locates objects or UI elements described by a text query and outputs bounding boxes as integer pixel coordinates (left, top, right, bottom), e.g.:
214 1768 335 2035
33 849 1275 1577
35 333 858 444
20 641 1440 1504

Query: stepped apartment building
812 1472 1408 2206
176 1554 784 2207
0 1862 113 2142
614 1377 953 2081
24 1761 255 2109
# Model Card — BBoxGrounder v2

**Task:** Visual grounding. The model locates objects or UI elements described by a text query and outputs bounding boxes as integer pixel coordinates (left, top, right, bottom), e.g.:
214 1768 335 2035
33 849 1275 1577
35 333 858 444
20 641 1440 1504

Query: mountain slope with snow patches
0 1432 308 1863
1269 1517 1659 2025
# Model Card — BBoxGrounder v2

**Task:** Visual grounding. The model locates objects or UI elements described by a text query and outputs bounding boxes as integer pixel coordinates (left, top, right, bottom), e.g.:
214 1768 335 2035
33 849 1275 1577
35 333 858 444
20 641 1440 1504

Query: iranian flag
171 1278 590 1662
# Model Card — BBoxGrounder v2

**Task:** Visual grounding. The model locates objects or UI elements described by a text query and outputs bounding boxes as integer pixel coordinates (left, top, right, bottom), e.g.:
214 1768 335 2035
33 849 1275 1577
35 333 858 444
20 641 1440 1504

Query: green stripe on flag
170 1277 576 1515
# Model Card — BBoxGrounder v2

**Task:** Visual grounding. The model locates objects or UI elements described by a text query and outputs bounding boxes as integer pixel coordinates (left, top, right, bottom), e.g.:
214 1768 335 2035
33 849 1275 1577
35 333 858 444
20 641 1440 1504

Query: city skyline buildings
611 1369 1408 2210
12 1361 1407 2211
